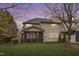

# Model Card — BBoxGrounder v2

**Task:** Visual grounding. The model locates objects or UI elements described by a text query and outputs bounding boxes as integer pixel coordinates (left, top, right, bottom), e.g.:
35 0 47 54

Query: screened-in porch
21 26 44 43
22 31 43 43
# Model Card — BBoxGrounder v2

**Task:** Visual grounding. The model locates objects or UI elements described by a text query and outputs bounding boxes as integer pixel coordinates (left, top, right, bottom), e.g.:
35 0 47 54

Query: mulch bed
62 43 79 50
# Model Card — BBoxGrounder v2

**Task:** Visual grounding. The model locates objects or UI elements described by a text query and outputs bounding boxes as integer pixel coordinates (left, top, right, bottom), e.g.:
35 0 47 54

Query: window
51 24 57 27
49 33 58 38
25 24 32 27
50 33 54 38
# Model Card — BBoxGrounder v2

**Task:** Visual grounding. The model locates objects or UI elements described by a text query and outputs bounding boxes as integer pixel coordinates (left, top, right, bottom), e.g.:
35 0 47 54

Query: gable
23 26 44 32
25 28 42 31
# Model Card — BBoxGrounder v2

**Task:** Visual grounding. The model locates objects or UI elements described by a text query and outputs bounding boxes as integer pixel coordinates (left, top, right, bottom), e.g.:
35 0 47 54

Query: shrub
0 35 5 44
59 32 66 43
3 38 11 43
0 39 4 45
0 35 14 44
0 27 5 34
11 37 18 44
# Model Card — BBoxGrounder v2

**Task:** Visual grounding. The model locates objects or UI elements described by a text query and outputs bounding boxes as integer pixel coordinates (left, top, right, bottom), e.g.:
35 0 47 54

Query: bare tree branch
0 3 25 10
44 3 79 44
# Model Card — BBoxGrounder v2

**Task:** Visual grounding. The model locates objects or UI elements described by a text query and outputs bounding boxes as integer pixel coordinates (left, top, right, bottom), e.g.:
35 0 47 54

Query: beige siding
40 23 61 42
24 28 42 31
24 24 32 28
24 23 63 42
70 34 76 43
70 34 79 43
24 24 40 28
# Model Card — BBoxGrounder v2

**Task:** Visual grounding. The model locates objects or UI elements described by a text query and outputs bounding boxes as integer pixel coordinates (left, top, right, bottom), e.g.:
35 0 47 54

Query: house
21 18 79 43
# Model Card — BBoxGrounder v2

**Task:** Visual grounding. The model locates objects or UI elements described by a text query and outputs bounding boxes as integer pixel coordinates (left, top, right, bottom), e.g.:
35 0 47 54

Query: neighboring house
21 18 79 43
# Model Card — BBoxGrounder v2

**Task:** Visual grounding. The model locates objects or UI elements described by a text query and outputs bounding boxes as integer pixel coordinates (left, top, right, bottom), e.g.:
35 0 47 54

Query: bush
0 39 4 45
3 38 11 43
59 32 66 43
0 27 5 34
0 36 5 44
2 35 17 43
11 37 18 44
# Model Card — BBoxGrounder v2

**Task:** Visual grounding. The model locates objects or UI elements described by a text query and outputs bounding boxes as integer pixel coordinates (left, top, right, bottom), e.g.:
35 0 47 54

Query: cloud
14 19 26 30
11 7 46 16
9 4 49 30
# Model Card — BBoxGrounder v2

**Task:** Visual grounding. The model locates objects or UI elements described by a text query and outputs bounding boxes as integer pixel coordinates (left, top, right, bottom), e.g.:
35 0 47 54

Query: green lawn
0 43 79 56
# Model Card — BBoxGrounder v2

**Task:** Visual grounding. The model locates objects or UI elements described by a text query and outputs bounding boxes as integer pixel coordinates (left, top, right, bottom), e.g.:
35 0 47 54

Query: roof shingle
23 18 61 24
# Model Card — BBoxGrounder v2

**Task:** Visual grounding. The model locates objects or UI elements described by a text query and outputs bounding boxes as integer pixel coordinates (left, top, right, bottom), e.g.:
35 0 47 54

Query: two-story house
21 18 79 43
21 18 61 43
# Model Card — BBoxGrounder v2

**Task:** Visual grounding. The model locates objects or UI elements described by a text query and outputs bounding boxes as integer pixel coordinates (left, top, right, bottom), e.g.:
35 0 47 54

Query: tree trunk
67 29 71 44
67 31 71 45
63 29 72 48
65 16 72 48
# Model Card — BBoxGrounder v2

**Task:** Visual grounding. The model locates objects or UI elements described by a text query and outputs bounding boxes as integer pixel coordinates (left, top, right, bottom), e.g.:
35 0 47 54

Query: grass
0 43 79 56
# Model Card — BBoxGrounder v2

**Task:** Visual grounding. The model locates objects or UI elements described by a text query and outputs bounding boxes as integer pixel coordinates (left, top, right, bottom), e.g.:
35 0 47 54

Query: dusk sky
0 3 50 30
0 3 79 30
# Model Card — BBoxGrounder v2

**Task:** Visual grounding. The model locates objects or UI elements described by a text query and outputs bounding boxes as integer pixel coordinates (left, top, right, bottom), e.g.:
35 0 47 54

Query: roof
23 26 44 31
23 18 61 24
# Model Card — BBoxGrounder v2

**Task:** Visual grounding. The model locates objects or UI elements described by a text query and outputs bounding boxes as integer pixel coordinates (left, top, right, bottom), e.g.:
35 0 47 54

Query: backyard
0 43 79 56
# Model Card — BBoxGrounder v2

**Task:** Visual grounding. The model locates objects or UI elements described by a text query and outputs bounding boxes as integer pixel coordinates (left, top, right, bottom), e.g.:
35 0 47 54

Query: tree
0 27 5 34
0 4 20 43
0 3 31 44
44 3 79 46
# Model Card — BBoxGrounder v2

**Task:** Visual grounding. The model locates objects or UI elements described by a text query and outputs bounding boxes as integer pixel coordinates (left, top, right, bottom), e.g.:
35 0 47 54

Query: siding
75 31 79 43
24 28 42 31
40 23 61 42
70 34 76 43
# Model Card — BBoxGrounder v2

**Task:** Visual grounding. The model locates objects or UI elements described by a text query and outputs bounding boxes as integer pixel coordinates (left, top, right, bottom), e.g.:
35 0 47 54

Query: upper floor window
51 24 57 27
25 24 32 27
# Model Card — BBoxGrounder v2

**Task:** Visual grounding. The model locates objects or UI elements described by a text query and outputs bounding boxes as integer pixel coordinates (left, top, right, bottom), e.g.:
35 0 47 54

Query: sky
0 3 79 30
0 3 50 30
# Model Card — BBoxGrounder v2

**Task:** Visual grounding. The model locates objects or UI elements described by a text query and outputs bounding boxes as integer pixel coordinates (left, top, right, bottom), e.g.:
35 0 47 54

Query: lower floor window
49 32 59 38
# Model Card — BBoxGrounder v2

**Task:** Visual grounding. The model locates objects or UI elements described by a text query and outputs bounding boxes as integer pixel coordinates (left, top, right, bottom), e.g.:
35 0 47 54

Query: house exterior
21 18 79 43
